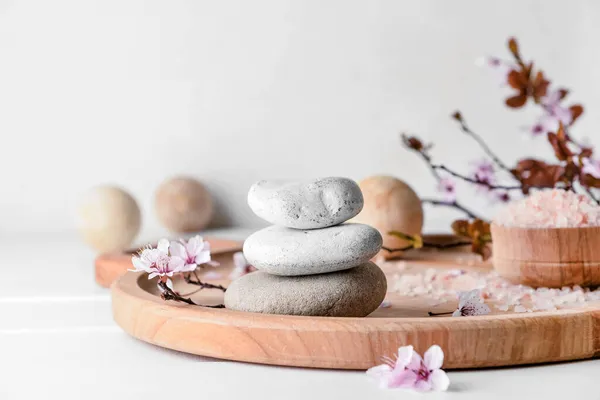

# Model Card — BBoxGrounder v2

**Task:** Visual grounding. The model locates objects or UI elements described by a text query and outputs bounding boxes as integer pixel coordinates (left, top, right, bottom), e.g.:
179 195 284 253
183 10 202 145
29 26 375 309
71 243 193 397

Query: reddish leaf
505 94 527 108
547 129 572 161
557 89 569 100
451 220 469 237
569 104 584 124
513 158 564 189
508 37 520 59
531 71 550 101
581 173 600 189
507 70 524 90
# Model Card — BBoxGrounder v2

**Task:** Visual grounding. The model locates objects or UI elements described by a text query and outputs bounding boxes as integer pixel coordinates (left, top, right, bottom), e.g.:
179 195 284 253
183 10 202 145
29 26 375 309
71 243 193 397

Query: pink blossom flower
169 235 216 270
470 158 496 194
367 345 449 392
452 289 491 317
229 252 256 280
437 178 456 202
526 90 573 136
130 239 193 280
476 56 515 86
582 158 600 179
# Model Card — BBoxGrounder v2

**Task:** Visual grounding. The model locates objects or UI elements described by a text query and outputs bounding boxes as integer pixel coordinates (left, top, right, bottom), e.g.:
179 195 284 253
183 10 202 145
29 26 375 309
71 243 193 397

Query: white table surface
1 229 599 400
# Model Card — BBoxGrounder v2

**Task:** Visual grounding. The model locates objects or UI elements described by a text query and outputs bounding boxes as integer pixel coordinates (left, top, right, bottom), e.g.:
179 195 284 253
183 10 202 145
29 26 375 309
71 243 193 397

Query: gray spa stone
224 262 387 317
247 177 364 229
243 223 382 276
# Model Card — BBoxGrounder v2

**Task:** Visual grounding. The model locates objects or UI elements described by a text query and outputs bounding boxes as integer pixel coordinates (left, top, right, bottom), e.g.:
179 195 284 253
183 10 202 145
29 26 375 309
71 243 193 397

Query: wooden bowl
491 223 600 288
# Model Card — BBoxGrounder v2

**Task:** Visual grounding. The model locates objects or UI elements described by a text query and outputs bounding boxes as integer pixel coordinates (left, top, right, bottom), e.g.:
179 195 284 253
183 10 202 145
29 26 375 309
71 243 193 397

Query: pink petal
148 272 159 279
414 377 433 392
168 256 185 272
186 235 202 255
424 345 444 370
194 250 212 265
395 345 414 370
366 364 393 388
169 241 187 260
233 252 247 269
388 369 418 389
405 350 423 371
180 263 198 273
429 369 450 391
157 239 170 254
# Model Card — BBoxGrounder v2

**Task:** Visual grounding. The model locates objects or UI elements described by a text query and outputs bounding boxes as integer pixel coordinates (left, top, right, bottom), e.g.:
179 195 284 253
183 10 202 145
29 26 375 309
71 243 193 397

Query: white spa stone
242 223 382 276
247 177 363 229
224 262 387 317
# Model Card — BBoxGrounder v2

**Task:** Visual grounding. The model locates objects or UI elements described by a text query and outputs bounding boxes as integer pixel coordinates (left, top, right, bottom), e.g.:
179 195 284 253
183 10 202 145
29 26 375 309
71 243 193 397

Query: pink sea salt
494 189 600 228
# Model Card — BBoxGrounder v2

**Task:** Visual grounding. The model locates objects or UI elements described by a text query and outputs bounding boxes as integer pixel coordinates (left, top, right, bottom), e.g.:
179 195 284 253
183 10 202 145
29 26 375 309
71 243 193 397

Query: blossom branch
421 198 484 220
451 111 515 175
158 281 225 308
432 164 521 190
184 271 227 292
382 240 472 253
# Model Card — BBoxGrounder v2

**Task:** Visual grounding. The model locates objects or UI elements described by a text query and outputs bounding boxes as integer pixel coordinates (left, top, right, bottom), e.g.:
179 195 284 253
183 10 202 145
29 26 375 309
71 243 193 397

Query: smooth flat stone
248 177 363 229
224 262 387 317
243 223 382 276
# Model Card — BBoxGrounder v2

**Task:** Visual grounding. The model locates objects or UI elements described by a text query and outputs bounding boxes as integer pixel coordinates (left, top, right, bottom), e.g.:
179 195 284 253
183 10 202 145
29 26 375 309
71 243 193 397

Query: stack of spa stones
224 177 387 317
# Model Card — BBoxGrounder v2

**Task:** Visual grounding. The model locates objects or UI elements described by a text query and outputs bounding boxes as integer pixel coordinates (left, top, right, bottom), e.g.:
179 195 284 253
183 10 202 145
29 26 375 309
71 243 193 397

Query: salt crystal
494 189 600 228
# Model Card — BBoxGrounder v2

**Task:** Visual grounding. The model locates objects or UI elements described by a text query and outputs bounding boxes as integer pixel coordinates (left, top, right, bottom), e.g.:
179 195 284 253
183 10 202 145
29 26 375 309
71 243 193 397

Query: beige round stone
155 176 213 233
351 175 423 259
77 186 141 253
224 262 387 317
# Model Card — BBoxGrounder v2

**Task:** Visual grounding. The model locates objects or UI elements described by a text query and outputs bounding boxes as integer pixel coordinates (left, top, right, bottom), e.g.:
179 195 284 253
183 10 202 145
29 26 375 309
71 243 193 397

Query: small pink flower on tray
452 289 491 317
367 345 450 392
229 252 257 279
130 237 226 308
170 235 218 269
130 239 195 280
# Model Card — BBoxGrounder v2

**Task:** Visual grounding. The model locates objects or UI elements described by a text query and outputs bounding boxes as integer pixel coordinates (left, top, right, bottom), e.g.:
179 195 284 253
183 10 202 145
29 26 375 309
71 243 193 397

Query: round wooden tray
111 243 600 370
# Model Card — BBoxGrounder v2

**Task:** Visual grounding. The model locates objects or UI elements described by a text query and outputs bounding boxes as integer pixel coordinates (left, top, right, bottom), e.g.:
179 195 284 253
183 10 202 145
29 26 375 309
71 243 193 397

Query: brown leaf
513 158 564 189
569 104 584 124
451 111 463 121
580 147 593 159
451 220 469 237
531 71 550 101
472 241 492 261
581 173 600 189
508 37 520 59
557 89 569 100
505 94 527 108
547 128 572 161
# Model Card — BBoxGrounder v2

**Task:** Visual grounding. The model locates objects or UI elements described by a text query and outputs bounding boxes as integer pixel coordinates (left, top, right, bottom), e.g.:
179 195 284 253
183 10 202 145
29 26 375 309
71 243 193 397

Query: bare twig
432 164 522 190
184 271 227 292
158 281 225 308
421 198 484 220
428 311 453 317
452 112 515 176
382 240 472 253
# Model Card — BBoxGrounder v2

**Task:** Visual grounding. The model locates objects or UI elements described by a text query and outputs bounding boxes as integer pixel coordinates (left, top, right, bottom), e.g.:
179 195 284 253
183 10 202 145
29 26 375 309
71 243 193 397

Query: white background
1 0 599 237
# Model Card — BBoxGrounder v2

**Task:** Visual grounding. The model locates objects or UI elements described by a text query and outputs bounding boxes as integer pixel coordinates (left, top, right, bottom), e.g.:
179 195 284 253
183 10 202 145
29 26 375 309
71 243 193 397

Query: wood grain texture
111 254 600 370
95 237 242 288
492 223 600 288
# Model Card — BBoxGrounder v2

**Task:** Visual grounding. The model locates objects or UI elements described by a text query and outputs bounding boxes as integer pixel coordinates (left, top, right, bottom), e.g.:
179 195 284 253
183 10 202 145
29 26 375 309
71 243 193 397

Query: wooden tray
95 237 242 288
111 246 600 370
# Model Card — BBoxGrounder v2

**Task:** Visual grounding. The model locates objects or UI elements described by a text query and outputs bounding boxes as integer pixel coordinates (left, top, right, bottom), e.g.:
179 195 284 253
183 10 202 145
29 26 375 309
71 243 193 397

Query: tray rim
111 271 600 370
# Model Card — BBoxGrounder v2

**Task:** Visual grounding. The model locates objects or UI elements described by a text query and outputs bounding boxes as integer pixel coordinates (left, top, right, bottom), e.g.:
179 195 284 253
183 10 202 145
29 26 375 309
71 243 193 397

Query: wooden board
95 238 242 288
111 247 600 370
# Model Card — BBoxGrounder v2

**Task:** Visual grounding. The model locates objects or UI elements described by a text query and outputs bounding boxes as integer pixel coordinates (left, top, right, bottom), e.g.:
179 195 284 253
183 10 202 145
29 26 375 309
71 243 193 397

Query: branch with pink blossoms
130 236 227 308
